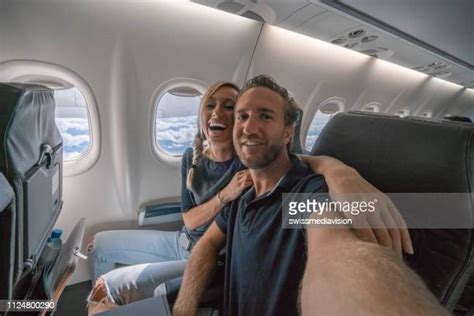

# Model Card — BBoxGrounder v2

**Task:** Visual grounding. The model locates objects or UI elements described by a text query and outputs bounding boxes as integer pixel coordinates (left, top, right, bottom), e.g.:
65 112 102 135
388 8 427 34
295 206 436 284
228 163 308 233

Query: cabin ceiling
191 0 474 89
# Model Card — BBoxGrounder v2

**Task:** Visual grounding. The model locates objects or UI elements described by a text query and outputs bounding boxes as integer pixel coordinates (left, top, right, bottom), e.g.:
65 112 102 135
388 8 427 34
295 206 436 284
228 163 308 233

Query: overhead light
427 62 443 67
413 62 448 74
361 35 378 43
331 36 348 45
348 29 367 39
216 1 245 13
412 66 427 71
433 64 449 70
344 42 360 49
359 47 394 59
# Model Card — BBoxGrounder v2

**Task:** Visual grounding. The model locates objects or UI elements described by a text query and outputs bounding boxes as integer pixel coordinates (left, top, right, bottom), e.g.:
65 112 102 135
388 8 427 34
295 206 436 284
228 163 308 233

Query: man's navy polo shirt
215 155 328 316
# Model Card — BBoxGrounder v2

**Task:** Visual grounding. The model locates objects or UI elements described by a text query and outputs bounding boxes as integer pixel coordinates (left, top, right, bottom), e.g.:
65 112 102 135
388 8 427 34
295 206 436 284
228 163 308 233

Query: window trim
0 60 100 177
362 102 381 112
150 78 208 166
421 111 433 118
302 97 345 153
396 108 410 117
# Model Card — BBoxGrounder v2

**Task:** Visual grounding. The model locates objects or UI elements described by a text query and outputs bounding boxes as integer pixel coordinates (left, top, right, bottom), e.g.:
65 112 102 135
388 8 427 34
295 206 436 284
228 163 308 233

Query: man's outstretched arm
173 222 226 316
300 227 449 316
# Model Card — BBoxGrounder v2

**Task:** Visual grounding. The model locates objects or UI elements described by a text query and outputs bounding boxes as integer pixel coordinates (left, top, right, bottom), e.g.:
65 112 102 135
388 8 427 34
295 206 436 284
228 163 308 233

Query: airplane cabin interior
0 0 473 315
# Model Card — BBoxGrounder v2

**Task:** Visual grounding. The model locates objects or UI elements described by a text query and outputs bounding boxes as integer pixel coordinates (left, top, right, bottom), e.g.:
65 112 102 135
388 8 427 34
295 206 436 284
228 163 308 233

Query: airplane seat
405 115 473 127
0 172 15 300
0 83 85 306
0 82 63 298
310 111 474 311
443 115 473 123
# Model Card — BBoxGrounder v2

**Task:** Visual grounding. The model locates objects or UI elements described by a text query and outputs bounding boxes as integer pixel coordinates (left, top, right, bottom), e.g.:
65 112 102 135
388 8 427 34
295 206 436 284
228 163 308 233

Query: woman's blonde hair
186 81 239 189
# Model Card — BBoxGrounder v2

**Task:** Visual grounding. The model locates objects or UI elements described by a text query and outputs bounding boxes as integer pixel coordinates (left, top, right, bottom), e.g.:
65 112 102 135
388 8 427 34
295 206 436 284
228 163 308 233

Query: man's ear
283 124 295 146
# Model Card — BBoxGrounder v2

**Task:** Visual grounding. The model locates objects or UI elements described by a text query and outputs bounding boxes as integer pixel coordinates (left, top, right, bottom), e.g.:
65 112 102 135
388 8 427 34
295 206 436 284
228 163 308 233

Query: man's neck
250 151 292 197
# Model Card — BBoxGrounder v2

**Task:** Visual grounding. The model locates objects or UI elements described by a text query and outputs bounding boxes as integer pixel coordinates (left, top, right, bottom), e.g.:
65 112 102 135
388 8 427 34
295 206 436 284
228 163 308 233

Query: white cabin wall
0 1 261 283
247 25 474 125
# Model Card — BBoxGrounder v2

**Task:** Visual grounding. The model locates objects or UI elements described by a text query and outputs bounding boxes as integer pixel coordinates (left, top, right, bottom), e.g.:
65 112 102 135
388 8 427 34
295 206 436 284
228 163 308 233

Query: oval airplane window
54 87 91 161
305 101 342 153
154 87 202 156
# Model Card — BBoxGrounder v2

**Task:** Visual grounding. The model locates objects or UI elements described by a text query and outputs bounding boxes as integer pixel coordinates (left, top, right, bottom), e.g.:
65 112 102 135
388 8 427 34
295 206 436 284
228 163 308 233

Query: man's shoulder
294 173 328 194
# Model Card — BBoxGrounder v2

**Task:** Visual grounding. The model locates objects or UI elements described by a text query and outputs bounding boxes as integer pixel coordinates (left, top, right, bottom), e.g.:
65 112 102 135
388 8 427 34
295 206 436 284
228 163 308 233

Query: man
173 75 447 315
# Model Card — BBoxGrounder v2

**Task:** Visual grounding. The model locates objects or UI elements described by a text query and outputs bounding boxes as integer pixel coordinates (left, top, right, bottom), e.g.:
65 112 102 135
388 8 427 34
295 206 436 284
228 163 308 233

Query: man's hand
324 160 413 256
301 154 413 256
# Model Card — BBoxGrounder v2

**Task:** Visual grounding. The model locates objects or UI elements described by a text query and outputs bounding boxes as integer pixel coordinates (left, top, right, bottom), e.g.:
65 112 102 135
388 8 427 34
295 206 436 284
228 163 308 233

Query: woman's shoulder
183 147 194 158
182 147 194 167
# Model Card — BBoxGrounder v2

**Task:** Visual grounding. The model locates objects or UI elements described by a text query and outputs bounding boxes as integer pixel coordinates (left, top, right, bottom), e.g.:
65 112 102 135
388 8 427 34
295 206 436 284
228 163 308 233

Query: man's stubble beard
239 141 284 170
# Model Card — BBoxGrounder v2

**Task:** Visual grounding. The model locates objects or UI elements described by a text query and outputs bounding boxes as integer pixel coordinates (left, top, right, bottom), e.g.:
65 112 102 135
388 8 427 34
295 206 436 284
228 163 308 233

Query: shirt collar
241 154 312 203
275 154 312 191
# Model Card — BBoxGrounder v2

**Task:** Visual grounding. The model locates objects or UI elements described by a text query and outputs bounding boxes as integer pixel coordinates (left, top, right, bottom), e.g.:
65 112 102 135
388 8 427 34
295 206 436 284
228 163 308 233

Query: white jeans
88 230 190 305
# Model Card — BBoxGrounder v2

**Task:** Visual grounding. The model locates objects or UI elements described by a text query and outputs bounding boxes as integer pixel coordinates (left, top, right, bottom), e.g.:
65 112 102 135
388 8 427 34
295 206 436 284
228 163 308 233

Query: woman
87 81 412 313
87 82 245 313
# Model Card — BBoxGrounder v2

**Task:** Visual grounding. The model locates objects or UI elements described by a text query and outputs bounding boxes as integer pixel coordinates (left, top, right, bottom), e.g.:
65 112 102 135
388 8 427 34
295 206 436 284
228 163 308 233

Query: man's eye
236 114 247 121
261 114 272 120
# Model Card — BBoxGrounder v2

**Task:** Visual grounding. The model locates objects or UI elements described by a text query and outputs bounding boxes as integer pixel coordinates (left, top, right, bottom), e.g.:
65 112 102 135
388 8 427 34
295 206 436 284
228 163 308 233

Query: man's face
233 87 293 169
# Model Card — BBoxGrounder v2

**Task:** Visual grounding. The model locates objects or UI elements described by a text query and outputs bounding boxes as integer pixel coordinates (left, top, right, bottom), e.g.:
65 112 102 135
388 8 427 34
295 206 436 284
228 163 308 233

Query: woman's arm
182 196 226 230
181 169 252 230
298 154 413 256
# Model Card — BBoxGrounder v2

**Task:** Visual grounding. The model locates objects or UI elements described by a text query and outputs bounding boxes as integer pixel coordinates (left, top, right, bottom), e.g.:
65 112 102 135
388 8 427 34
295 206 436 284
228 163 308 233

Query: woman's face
201 85 238 145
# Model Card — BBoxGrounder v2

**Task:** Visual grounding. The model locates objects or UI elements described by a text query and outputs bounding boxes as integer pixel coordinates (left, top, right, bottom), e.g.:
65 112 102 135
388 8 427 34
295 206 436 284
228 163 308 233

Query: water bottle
40 228 63 273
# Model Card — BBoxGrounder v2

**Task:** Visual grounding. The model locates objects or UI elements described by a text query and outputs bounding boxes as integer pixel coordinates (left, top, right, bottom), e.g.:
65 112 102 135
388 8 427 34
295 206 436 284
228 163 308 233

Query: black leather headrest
311 112 474 194
310 111 474 310
290 107 304 154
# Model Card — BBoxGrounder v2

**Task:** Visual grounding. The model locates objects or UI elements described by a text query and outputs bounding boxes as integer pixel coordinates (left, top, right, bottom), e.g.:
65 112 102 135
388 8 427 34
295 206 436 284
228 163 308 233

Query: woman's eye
224 103 235 110
206 103 216 109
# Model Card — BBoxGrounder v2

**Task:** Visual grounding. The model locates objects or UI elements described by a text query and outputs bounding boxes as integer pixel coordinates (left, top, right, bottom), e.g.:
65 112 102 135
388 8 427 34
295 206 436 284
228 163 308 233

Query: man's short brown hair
238 74 301 126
